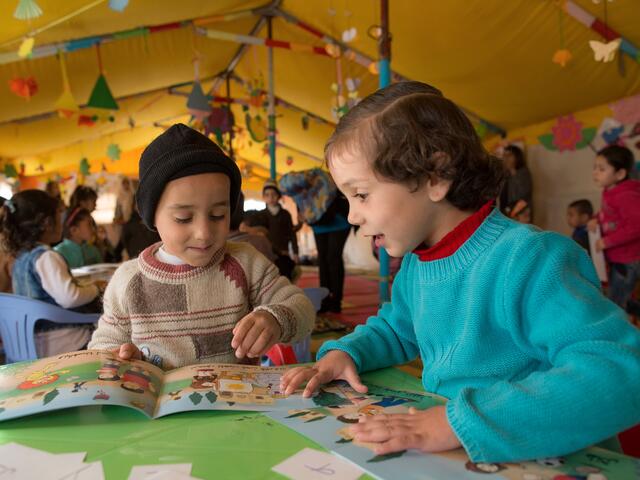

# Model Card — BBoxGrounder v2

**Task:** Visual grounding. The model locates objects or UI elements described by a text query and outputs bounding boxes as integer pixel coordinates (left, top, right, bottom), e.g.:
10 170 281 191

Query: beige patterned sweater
88 241 314 370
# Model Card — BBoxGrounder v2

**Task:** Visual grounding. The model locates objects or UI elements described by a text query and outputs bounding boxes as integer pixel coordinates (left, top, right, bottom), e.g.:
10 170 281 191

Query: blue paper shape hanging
109 0 129 12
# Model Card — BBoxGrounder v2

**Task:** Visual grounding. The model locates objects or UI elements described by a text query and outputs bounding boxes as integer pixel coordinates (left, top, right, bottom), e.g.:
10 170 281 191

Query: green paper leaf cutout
538 133 557 151
189 392 203 405
4 164 18 178
79 158 91 176
107 143 121 160
43 388 60 405
575 127 597 149
88 74 119 110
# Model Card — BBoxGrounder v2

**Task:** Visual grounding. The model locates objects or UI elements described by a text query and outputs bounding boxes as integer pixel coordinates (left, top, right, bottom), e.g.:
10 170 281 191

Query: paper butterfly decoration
342 27 357 43
589 38 621 63
107 143 121 161
109 0 129 12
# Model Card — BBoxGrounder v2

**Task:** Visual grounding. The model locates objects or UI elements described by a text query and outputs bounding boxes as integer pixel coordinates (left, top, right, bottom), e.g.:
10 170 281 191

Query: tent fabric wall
0 0 639 221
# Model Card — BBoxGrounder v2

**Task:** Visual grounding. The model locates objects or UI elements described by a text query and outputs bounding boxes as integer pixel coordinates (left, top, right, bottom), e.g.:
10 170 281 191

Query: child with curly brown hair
282 82 640 463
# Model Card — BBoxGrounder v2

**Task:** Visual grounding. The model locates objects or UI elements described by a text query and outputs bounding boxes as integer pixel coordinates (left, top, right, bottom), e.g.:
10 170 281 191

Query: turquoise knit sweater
318 209 640 462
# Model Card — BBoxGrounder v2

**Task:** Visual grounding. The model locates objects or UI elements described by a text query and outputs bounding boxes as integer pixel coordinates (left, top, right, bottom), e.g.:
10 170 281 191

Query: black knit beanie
137 123 242 229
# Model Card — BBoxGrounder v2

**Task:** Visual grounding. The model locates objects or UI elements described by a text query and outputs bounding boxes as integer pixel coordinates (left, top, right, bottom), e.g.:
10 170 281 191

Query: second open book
0 350 321 421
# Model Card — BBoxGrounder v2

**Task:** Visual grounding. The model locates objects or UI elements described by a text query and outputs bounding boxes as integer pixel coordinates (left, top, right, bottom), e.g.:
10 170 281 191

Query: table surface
0 367 635 480
0 368 422 480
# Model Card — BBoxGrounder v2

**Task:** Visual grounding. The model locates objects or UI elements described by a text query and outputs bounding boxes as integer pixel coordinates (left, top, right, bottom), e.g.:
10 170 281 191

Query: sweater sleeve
602 189 640 249
447 233 640 462
245 246 314 344
35 251 99 309
317 257 419 371
87 261 135 351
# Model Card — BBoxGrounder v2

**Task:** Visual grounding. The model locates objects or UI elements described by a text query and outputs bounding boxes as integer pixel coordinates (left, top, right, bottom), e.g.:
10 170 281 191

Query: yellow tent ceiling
1 0 639 186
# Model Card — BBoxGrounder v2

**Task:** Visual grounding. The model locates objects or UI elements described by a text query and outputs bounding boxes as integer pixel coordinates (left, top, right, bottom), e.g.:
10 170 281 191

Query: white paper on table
588 228 608 282
59 461 105 480
128 464 192 480
272 448 365 480
146 471 202 480
0 443 87 480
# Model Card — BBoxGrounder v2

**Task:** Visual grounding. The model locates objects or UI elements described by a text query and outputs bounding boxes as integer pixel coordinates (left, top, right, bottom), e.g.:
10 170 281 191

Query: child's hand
280 350 368 397
595 238 606 252
349 406 461 455
111 343 142 361
231 310 282 359
587 218 599 232
94 280 108 291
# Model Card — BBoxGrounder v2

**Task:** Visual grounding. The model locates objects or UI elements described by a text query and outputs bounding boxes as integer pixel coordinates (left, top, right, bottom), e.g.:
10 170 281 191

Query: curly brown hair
325 81 506 211
0 190 60 255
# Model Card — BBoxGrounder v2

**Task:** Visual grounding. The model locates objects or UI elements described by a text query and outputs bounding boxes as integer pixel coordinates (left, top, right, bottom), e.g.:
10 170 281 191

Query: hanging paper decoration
345 77 361 105
79 158 91 176
9 77 38 100
286 155 294 166
36 164 44 172
13 0 42 20
589 38 621 62
18 37 35 58
538 115 596 152
108 0 129 12
88 74 119 109
77 115 96 127
87 45 119 110
19 162 25 176
324 43 341 58
602 125 624 144
247 76 266 108
552 49 572 67
55 52 79 118
187 82 212 120
205 107 234 144
301 114 310 131
107 143 121 160
186 56 211 120
342 27 357 43
245 113 268 142
552 7 571 67
3 164 18 178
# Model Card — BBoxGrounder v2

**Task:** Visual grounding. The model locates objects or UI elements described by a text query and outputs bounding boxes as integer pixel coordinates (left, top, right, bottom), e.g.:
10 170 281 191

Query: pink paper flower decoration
552 115 583 152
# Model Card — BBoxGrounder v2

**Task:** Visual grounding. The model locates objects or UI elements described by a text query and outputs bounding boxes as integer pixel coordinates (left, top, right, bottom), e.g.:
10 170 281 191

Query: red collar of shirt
412 201 494 261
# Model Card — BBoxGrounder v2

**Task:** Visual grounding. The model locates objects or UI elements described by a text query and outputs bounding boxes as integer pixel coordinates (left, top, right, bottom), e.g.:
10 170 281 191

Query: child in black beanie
89 124 314 370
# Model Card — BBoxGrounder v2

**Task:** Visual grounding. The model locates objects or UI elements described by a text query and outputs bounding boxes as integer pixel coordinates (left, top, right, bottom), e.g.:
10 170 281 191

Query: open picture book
0 350 318 421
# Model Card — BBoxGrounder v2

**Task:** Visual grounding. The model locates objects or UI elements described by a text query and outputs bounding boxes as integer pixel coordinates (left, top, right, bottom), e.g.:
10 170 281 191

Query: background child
228 192 276 262
590 145 640 312
255 180 299 280
567 199 593 253
0 197 14 293
54 207 102 268
88 124 314 370
281 82 640 463
68 185 98 213
0 190 103 356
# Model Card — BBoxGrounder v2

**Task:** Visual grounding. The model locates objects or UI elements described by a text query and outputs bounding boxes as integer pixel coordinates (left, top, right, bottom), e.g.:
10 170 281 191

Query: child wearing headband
0 190 104 356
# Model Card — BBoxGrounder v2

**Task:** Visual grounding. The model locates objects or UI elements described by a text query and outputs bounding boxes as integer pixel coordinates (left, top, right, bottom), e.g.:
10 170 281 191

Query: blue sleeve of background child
447 233 640 462
317 257 419 371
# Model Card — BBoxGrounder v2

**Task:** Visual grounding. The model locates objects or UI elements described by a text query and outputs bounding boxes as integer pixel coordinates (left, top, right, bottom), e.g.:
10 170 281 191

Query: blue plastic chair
0 293 100 364
263 287 329 366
